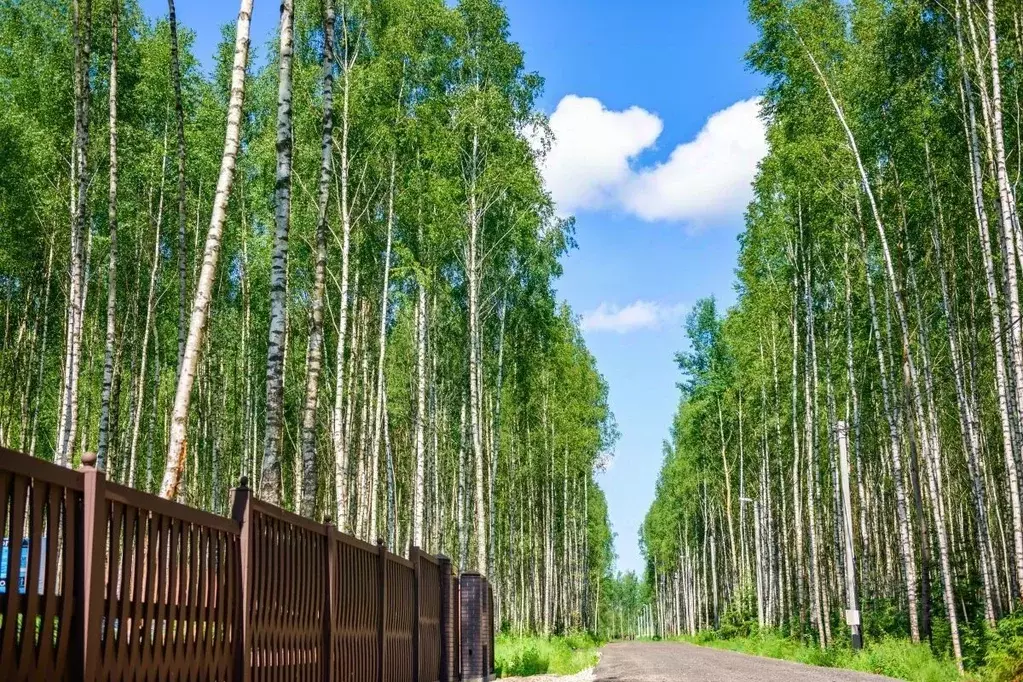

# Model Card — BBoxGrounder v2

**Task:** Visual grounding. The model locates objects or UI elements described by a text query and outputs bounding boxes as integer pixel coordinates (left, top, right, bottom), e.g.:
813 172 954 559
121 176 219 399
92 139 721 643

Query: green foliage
595 571 651 641
684 631 962 682
494 633 600 677
982 609 1023 682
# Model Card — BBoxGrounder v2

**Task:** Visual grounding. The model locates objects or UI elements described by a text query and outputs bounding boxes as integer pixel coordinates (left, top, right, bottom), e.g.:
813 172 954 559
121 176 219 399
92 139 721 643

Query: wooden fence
0 446 491 681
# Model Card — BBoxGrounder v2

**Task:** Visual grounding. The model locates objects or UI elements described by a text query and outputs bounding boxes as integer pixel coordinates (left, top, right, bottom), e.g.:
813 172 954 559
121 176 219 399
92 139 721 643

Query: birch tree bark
161 0 254 499
57 0 92 466
412 246 428 546
332 12 360 527
259 0 295 505
168 0 188 377
465 126 488 574
369 154 396 537
299 0 334 515
98 0 119 470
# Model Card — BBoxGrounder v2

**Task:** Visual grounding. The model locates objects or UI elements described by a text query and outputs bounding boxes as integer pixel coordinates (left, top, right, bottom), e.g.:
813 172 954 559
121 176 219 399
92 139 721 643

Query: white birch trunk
98 0 118 470
161 0 253 498
299 0 334 515
260 0 295 505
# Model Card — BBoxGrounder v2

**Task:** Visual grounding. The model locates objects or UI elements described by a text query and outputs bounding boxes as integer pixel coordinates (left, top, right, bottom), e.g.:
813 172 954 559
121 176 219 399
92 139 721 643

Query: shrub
494 633 599 678
983 609 1023 682
681 629 961 682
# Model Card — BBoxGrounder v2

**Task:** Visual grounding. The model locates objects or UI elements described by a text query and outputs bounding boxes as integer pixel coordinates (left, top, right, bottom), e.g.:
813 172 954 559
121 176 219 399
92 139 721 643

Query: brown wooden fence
0 446 492 682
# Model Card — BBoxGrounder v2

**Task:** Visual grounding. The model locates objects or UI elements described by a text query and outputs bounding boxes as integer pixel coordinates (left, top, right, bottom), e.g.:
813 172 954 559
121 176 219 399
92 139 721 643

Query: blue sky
140 0 765 575
505 1 764 575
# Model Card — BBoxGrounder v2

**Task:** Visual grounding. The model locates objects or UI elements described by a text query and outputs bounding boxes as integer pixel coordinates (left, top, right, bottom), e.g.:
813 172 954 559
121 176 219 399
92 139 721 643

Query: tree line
0 0 619 636
643 0 1023 674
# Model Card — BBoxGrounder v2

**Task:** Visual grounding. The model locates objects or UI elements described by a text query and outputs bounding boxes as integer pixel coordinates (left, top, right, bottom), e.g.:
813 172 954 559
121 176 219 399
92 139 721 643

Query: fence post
437 555 454 682
410 547 421 682
230 477 252 682
323 518 337 682
377 538 386 682
79 452 106 682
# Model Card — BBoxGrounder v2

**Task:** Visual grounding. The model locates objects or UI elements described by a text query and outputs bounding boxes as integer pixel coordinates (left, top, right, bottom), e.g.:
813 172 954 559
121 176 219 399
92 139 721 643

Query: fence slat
18 478 44 678
0 473 28 667
37 484 64 679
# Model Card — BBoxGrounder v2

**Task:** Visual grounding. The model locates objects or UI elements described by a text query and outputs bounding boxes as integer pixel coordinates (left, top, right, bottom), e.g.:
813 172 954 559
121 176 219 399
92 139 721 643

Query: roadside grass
680 631 962 682
676 608 1023 682
495 632 600 678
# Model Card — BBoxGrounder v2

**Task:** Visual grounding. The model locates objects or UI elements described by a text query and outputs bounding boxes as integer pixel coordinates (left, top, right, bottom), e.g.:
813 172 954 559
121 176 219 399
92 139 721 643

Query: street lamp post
837 420 863 650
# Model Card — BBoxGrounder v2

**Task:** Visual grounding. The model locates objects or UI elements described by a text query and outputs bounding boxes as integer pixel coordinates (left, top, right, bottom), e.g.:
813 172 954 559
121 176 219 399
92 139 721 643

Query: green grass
495 632 601 678
681 631 963 682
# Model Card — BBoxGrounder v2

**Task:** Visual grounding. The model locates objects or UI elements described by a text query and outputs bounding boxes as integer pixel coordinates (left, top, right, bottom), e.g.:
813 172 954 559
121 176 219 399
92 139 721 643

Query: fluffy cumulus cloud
622 98 768 223
580 300 687 334
542 95 663 213
538 95 767 226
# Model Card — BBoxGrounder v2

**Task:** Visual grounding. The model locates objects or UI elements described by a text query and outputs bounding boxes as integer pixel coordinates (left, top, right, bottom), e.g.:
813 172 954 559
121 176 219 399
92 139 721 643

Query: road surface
592 642 897 681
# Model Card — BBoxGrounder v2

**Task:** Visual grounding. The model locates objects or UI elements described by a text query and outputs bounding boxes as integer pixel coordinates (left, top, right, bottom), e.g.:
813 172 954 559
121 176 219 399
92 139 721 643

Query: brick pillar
459 573 488 682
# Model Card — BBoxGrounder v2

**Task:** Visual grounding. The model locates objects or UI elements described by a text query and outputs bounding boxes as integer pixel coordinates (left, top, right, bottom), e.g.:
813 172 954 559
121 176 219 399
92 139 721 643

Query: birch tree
161 0 254 499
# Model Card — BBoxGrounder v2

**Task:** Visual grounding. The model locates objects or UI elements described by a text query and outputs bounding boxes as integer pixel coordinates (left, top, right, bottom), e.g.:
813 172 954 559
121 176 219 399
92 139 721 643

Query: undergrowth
684 631 961 682
680 608 1023 682
494 632 600 678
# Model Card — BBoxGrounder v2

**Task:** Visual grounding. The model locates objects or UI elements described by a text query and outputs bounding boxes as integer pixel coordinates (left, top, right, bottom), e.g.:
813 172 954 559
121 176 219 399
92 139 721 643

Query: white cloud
543 95 663 214
538 96 767 226
622 98 768 223
581 300 687 334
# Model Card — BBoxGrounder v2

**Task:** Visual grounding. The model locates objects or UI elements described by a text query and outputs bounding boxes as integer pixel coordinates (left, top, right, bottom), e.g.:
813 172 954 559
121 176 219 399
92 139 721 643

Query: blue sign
0 537 46 595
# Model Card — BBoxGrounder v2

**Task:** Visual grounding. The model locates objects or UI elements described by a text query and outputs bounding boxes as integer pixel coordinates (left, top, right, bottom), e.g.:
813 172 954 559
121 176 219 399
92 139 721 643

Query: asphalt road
593 642 898 681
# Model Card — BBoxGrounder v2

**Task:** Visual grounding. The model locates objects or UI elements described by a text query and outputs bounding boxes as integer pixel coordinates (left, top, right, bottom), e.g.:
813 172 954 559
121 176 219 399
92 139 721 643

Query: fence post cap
81 451 97 468
238 475 249 489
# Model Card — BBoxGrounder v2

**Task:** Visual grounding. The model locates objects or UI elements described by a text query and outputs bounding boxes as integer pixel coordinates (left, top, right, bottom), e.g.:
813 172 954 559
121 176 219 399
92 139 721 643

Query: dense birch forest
642 0 1023 674
0 0 620 635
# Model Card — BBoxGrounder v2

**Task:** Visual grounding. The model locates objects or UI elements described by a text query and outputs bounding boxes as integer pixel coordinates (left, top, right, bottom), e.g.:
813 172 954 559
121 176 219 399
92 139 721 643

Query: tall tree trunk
790 280 807 634
168 0 188 378
98 0 119 470
413 251 427 547
299 0 334 515
489 295 506 576
161 0 254 499
57 0 92 466
370 154 396 538
466 127 488 574
332 15 360 526
260 0 295 505
129 137 168 488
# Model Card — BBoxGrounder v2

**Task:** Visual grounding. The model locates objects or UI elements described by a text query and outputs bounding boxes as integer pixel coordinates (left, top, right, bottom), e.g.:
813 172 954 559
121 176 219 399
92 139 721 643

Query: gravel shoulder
498 669 595 682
